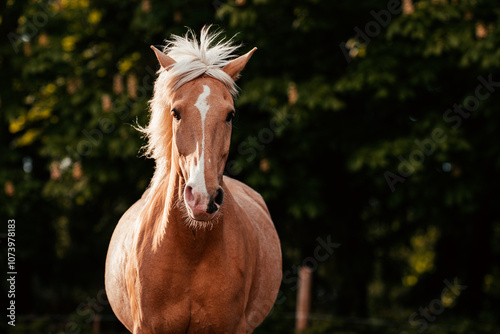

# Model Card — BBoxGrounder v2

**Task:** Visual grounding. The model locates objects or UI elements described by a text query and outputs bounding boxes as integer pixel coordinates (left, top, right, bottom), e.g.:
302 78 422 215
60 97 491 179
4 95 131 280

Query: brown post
295 266 313 333
92 313 101 333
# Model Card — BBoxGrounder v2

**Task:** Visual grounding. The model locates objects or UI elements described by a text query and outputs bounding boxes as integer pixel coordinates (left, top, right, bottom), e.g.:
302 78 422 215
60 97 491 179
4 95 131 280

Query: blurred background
2 0 500 333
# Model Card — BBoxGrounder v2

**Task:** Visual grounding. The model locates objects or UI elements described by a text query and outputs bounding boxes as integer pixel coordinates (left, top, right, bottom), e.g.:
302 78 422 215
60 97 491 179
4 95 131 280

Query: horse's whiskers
174 192 220 231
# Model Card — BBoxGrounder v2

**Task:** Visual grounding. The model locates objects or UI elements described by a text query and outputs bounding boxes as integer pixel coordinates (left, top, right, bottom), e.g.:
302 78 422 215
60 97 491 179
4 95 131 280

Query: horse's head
170 77 234 222
149 31 255 223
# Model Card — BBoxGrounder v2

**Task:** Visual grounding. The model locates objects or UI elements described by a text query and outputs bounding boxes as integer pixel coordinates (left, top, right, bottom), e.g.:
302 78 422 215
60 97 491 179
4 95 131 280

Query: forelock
156 26 240 99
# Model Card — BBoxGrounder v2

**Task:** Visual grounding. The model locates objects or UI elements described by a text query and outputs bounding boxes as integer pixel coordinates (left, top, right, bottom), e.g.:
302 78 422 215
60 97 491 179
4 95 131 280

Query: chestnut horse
105 27 282 333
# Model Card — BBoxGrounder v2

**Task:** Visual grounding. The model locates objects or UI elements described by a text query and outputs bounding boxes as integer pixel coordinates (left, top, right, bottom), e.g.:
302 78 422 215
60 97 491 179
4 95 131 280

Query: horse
105 26 282 333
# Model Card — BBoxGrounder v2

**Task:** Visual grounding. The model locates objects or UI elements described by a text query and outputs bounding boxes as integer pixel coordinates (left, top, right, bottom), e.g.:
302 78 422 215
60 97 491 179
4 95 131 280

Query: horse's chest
140 253 248 332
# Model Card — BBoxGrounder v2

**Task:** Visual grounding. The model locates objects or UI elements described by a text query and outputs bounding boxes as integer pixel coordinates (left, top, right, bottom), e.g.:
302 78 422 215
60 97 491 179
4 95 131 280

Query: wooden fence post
296 266 313 333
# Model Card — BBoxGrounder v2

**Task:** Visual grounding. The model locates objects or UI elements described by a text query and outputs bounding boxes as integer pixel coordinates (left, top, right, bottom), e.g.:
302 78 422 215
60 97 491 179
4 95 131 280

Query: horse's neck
128 167 227 327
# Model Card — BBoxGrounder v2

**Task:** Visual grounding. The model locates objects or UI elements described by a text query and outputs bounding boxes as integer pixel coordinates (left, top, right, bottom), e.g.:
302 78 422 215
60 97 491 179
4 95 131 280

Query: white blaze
189 85 211 197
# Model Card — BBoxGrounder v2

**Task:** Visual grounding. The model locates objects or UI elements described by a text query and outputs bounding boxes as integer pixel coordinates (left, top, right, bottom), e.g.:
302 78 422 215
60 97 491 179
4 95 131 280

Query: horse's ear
222 47 257 81
151 45 176 70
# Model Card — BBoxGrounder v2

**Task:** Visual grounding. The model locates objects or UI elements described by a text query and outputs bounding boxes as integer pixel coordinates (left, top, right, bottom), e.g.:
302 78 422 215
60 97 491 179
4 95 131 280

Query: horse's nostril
206 202 217 214
185 186 194 204
214 188 224 206
206 188 224 214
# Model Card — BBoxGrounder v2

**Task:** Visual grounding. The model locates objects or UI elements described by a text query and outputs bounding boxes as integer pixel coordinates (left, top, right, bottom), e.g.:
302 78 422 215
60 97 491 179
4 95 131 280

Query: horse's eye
226 111 235 123
171 109 181 121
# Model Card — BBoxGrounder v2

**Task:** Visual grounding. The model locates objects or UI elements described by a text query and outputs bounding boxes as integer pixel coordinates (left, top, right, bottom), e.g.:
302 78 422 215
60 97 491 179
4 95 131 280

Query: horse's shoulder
109 189 149 250
222 176 281 325
105 190 150 333
223 175 274 235
223 176 267 210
